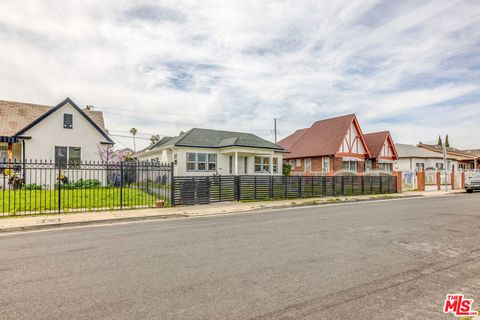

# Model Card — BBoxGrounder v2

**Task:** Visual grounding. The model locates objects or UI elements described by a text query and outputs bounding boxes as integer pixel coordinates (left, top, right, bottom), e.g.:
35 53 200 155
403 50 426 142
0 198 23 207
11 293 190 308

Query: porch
219 149 281 175
0 137 23 162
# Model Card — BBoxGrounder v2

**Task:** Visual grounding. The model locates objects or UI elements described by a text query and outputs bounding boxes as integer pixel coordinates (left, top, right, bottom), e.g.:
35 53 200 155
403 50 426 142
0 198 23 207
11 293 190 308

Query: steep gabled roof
0 97 112 143
278 128 308 150
279 114 370 159
364 131 398 159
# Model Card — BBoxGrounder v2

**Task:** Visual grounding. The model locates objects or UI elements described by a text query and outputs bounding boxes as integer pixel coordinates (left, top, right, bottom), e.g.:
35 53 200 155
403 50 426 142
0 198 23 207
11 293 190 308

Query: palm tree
130 128 137 152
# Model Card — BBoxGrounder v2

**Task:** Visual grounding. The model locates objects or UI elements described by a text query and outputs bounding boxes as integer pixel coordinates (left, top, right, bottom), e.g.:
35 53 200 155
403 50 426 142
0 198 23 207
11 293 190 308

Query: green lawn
0 188 165 215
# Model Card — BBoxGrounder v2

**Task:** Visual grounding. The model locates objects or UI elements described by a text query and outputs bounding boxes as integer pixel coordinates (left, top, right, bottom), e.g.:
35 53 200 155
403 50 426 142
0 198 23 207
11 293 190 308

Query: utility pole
274 118 277 144
442 135 448 192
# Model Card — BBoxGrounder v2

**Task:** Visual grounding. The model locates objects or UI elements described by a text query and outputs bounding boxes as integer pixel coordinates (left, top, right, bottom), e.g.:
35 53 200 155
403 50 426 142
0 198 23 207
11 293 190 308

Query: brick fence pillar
393 171 402 193
436 171 441 190
451 172 455 190
461 172 465 189
417 171 425 191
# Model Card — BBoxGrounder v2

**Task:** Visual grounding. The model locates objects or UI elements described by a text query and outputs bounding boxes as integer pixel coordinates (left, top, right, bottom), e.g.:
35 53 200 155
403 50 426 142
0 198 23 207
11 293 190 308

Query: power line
109 134 152 140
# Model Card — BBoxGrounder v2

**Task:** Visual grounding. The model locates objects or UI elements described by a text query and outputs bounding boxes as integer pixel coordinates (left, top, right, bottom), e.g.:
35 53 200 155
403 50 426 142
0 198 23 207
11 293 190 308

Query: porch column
270 154 273 175
234 151 238 175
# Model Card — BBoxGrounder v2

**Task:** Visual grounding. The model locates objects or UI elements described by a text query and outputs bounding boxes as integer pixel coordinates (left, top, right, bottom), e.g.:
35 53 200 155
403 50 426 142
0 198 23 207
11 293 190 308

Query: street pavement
1 194 480 319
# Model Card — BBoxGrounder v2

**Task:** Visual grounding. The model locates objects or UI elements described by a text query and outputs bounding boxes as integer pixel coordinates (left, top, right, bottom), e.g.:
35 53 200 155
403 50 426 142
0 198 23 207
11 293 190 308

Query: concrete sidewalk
0 190 463 233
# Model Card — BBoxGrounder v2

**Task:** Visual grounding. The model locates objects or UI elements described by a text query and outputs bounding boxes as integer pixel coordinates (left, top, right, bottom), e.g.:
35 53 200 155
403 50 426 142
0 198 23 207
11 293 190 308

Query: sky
1 0 480 150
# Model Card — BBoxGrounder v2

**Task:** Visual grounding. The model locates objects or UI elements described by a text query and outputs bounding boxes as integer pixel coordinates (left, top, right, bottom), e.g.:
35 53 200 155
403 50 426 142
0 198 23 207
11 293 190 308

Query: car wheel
466 189 473 193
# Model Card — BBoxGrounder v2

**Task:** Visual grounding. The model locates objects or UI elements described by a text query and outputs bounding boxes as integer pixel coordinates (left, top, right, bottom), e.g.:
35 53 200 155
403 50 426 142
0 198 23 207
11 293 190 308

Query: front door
238 156 245 175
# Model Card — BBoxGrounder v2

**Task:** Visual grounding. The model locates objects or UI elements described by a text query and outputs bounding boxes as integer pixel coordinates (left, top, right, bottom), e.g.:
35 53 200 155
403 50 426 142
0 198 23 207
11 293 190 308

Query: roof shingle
279 114 366 159
0 99 107 137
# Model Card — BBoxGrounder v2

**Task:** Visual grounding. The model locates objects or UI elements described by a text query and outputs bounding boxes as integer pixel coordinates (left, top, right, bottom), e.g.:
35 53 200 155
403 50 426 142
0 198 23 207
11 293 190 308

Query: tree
150 134 160 145
445 134 450 148
130 128 137 152
437 135 442 146
283 163 291 176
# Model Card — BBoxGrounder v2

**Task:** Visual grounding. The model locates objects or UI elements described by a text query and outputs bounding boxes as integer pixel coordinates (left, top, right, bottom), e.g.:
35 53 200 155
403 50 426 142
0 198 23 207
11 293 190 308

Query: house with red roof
363 131 398 172
278 114 371 176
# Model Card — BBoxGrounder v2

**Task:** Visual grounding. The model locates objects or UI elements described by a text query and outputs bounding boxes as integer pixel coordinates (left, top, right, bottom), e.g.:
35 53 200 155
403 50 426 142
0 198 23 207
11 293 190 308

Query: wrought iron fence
0 159 173 216
173 175 397 205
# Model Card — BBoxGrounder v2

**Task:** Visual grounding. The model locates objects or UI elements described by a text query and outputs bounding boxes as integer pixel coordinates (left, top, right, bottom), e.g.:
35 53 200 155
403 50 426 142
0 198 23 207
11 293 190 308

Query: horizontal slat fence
173 175 397 205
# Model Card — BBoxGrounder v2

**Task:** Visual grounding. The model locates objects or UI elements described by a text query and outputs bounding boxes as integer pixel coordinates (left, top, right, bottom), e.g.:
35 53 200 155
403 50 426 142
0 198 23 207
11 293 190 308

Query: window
378 163 393 171
55 146 81 168
255 156 271 173
263 157 270 173
244 157 248 174
365 159 372 171
186 152 217 172
229 156 233 174
322 157 330 173
186 153 196 171
255 157 261 172
68 147 81 168
173 153 177 165
305 158 311 172
197 153 207 171
63 113 73 129
436 163 444 170
272 157 278 173
296 159 301 167
289 160 295 167
416 162 425 172
0 146 7 160
459 163 466 170
343 161 357 172
208 154 217 171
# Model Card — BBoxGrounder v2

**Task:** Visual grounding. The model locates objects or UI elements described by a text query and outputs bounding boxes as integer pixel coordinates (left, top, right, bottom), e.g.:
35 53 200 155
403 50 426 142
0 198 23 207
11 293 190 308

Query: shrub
22 183 42 190
55 179 102 189
283 163 291 176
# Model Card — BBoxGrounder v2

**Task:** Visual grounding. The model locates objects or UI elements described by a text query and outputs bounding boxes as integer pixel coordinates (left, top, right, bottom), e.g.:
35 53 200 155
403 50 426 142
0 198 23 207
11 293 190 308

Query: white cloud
0 0 479 150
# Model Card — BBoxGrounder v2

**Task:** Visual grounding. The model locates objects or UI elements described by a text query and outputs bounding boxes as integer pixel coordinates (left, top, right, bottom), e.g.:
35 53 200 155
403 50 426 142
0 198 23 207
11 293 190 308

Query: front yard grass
0 188 162 215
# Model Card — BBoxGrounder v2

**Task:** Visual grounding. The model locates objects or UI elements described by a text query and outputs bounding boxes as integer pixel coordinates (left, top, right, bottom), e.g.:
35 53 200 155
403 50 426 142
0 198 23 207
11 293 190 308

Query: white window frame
322 157 330 173
186 152 196 172
416 162 425 172
186 152 217 172
254 156 271 173
343 161 357 172
305 158 311 172
289 159 295 167
272 157 278 173
378 163 393 172
295 159 301 167
54 145 82 168
208 154 217 171
0 145 7 161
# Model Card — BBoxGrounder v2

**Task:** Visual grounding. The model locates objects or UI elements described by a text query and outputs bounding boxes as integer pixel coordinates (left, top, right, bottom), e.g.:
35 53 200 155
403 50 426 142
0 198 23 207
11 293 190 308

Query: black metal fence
0 159 173 216
173 175 397 205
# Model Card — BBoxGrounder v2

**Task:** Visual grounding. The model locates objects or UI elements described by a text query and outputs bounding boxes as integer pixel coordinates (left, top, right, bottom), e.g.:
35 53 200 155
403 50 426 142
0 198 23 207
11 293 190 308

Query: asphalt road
1 194 480 320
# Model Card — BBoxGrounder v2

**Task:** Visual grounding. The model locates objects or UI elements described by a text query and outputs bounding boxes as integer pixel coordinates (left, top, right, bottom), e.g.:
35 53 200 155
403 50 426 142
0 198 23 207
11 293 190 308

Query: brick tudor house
279 114 397 176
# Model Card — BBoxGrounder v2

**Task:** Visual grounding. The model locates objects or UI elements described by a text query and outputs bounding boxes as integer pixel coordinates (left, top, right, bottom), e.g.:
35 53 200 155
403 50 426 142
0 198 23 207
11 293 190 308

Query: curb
0 214 188 234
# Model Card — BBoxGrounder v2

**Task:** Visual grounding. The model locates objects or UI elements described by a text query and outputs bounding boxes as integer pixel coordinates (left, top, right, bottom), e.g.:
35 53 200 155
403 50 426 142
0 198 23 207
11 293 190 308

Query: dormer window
63 113 73 129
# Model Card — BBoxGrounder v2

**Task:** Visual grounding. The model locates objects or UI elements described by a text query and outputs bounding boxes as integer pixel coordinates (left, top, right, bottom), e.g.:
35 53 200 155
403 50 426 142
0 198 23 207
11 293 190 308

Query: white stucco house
0 97 113 164
135 128 287 176
394 143 457 172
